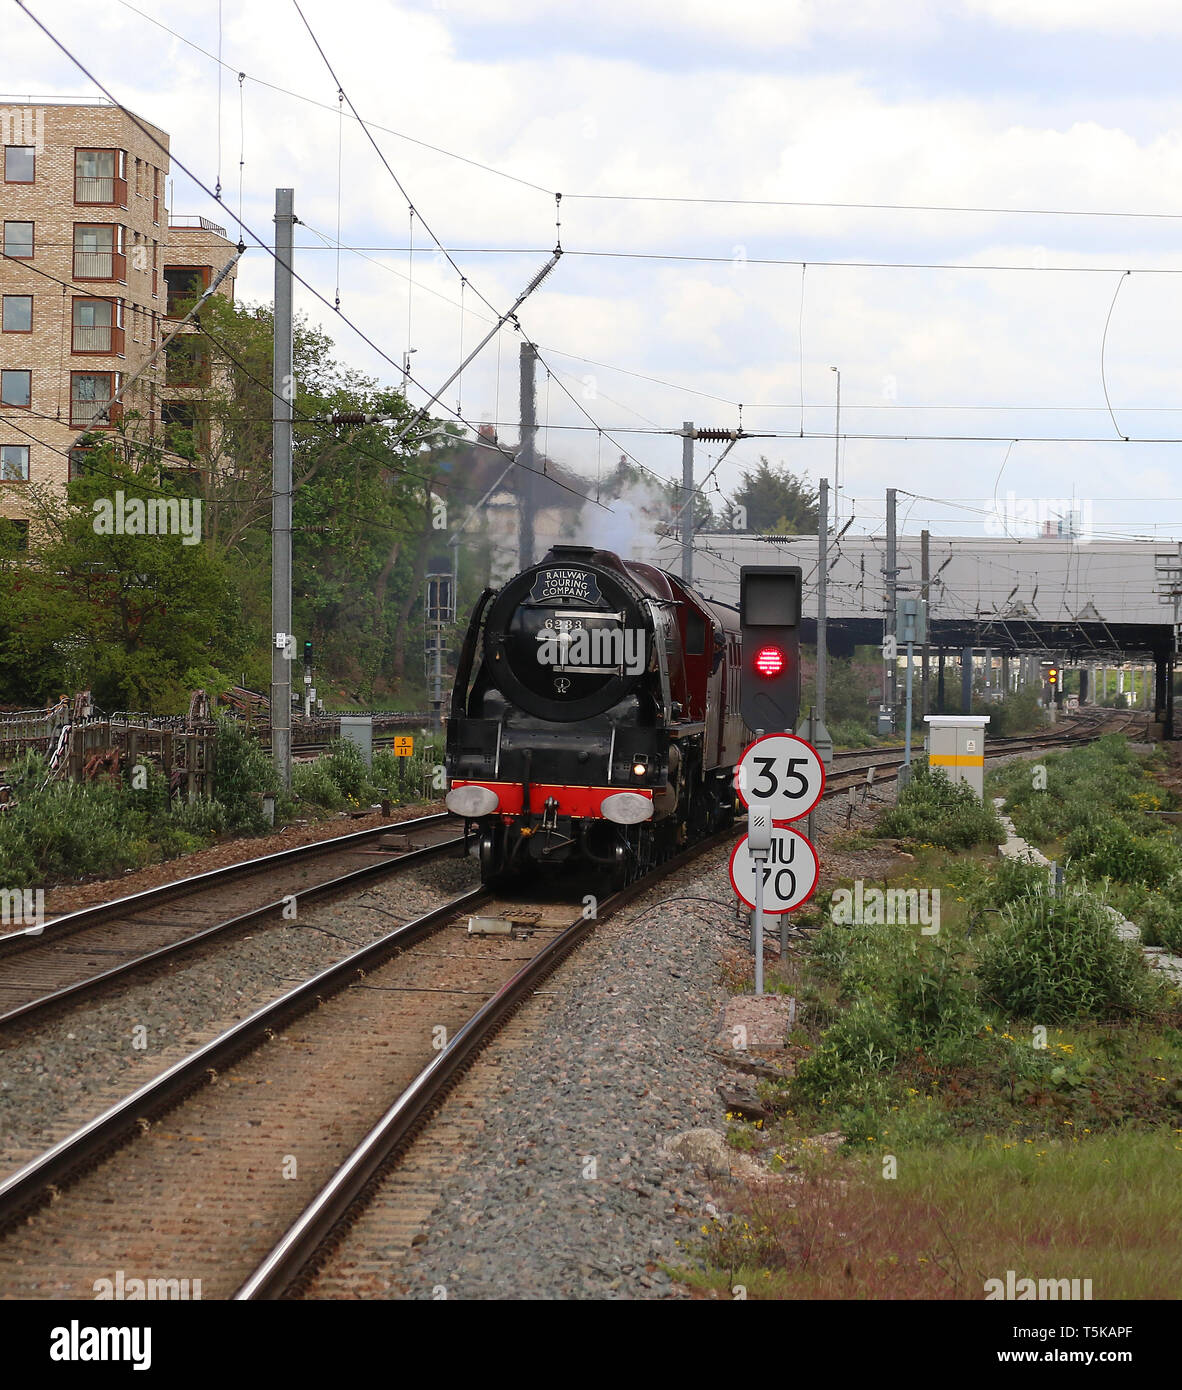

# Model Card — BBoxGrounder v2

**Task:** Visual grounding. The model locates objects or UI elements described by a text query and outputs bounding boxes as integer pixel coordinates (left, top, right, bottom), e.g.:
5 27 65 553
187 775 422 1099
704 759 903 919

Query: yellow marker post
393 736 414 757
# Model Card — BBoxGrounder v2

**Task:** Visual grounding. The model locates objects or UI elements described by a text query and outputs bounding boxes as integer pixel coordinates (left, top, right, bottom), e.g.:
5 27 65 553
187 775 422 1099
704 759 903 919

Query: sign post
747 803 772 996
732 734 824 994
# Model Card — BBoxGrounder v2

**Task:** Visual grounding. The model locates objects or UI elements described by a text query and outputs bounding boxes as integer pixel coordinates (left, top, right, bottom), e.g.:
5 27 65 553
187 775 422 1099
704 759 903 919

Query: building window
162 400 204 454
72 297 124 354
75 148 127 205
165 334 209 386
1 444 30 481
68 446 95 480
70 371 121 428
4 146 34 183
164 265 209 317
1 370 31 408
2 296 32 332
74 224 126 281
3 221 33 258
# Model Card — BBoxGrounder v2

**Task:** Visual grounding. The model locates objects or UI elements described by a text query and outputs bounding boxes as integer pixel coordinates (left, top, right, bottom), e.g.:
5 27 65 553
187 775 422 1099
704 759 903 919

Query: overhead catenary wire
11 3 606 515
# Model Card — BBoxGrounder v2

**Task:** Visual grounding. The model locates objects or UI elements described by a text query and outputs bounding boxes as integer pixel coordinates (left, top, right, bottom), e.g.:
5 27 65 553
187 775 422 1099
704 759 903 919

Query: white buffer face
734 733 825 825
728 826 820 914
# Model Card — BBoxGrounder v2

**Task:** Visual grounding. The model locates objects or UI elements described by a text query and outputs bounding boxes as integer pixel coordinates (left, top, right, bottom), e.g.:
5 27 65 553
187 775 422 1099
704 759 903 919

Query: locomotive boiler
444 544 749 886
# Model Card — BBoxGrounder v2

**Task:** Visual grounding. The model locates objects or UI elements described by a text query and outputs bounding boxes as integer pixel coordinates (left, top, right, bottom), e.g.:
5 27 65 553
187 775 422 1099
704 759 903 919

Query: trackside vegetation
681 738 1182 1299
0 722 443 891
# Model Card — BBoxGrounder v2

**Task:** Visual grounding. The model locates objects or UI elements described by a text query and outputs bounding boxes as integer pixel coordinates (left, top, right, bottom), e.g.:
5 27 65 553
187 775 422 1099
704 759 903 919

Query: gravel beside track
304 783 900 1301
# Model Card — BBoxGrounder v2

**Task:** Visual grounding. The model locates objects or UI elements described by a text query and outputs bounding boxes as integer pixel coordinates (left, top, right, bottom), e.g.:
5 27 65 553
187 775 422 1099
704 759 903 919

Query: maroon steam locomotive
444 544 749 886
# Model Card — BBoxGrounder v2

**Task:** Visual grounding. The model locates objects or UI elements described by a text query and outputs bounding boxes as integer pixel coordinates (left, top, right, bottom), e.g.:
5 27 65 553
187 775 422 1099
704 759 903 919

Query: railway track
0 712 1133 1033
0 813 462 1029
0 708 1150 1299
0 823 736 1300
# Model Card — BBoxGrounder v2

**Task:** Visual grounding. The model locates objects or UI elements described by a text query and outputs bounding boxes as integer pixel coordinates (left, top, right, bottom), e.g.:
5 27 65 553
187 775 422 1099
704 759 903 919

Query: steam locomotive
444 544 749 886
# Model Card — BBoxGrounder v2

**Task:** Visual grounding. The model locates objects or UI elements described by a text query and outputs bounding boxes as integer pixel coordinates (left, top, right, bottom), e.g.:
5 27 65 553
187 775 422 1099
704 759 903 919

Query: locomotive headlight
601 792 653 824
445 784 500 818
632 761 647 777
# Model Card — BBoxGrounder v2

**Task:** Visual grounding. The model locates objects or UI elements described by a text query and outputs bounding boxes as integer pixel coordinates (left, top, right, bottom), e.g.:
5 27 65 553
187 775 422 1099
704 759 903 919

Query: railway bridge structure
639 533 1180 737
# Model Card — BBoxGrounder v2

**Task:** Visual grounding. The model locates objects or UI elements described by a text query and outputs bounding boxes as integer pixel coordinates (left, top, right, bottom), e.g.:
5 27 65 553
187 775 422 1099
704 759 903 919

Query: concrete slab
715 994 795 1052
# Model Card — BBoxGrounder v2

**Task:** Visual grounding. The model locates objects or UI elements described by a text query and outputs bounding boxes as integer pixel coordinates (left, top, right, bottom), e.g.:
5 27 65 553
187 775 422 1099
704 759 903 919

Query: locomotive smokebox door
739 566 803 734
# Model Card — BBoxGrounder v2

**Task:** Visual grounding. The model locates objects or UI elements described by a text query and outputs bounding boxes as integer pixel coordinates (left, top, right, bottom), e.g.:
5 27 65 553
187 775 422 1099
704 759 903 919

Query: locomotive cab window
685 610 706 655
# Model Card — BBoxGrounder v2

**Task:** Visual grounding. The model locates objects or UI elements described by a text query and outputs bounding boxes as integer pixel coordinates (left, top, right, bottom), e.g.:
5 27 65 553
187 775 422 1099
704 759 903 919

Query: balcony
70 396 123 429
75 174 128 206
73 249 126 281
72 323 125 355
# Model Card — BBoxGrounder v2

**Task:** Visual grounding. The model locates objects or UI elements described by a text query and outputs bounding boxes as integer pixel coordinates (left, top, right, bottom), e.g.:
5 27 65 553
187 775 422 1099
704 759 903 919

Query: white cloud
5 0 1182 540
968 0 1182 35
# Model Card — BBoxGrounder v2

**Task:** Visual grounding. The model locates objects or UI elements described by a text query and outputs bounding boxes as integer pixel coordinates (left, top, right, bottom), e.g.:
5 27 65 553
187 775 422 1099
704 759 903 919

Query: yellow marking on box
393 736 414 756
929 752 985 768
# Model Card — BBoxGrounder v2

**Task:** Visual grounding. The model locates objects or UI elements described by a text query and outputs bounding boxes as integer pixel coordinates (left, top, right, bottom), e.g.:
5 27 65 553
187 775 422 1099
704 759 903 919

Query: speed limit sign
729 826 820 914
735 734 825 824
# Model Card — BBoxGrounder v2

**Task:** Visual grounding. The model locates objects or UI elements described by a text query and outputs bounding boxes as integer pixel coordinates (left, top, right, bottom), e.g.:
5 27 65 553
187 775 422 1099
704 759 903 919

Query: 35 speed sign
735 733 825 824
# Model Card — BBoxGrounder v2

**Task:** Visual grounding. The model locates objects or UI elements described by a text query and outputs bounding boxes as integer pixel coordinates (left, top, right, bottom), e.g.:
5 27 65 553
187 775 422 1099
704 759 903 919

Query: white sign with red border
735 733 825 825
728 826 820 914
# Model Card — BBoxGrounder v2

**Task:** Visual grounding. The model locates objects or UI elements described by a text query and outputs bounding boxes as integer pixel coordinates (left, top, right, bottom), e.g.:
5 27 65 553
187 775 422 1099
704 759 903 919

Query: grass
687 738 1182 1297
677 1131 1182 1299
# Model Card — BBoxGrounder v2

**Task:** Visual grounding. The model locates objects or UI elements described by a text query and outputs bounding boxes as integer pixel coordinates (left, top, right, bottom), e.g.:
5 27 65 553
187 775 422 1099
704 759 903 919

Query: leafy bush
878 765 1004 850
1136 893 1182 954
978 887 1159 1021
213 714 284 832
1063 820 1182 888
971 689 1047 737
322 738 372 801
291 759 345 809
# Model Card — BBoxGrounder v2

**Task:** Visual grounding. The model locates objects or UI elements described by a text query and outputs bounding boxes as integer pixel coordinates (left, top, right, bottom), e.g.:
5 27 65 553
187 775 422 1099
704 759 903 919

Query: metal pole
885 487 897 725
904 642 914 766
817 478 828 724
920 529 930 717
962 646 973 713
681 422 694 582
753 851 765 996
831 367 840 527
271 188 295 791
518 341 537 570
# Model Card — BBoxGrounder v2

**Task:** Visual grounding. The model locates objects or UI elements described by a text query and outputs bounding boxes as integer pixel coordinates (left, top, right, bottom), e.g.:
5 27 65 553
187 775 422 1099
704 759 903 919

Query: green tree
1 432 243 710
723 458 818 533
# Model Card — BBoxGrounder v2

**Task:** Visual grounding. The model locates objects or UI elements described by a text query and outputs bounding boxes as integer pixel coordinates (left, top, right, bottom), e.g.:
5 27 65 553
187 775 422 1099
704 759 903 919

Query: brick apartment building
0 99 237 537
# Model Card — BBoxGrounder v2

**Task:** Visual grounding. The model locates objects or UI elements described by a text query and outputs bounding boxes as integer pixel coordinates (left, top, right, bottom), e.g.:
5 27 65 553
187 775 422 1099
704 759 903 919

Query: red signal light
754 645 786 678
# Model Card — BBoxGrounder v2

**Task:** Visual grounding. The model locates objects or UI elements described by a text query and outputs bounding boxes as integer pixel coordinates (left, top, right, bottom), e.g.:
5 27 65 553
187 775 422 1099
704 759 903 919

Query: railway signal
739 565 802 733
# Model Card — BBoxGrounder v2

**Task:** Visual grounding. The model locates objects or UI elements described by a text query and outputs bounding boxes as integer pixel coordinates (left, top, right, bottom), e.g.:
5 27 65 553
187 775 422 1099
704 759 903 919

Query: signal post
728 566 822 996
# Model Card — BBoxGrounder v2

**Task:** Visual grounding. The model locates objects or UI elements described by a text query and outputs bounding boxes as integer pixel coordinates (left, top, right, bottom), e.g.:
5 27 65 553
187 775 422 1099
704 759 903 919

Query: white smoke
580 474 676 562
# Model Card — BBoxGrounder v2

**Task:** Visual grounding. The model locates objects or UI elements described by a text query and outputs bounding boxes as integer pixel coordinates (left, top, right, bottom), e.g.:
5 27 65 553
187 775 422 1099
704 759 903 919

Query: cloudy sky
11 0 1182 548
